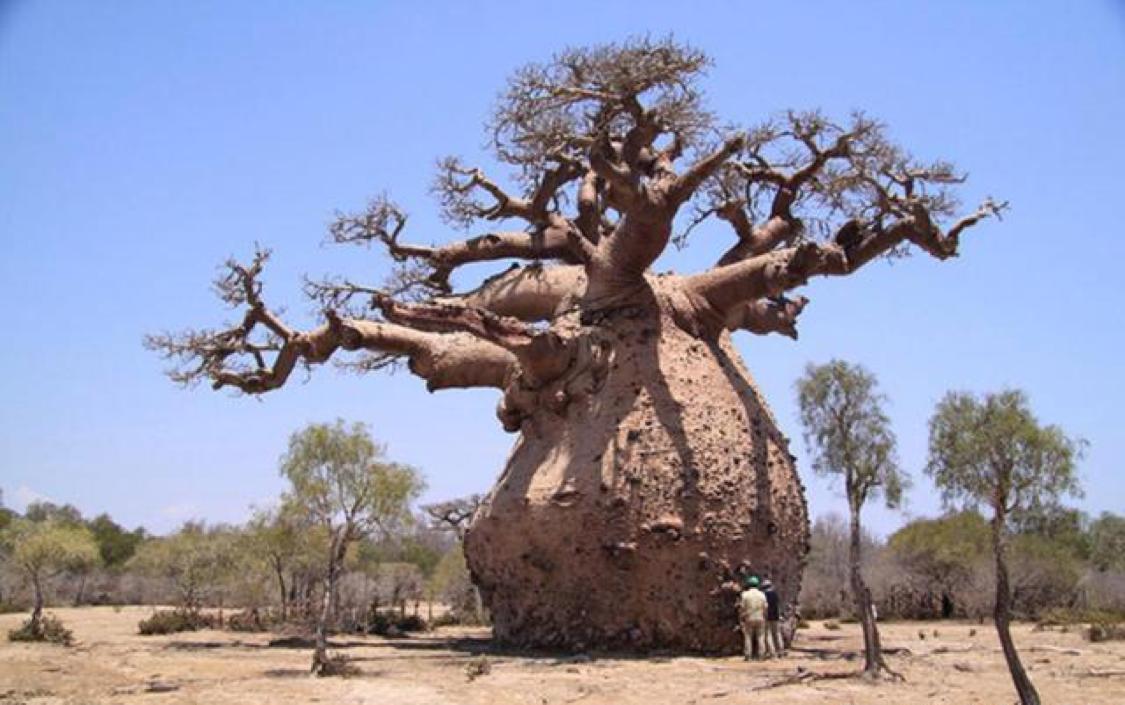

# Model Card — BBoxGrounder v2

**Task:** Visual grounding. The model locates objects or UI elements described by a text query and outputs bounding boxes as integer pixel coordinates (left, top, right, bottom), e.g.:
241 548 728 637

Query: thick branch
687 199 1002 326
667 134 745 206
440 264 585 322
725 295 809 339
371 295 572 384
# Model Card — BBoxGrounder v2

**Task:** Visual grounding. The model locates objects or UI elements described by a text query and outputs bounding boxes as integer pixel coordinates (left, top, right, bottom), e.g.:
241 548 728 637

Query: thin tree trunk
312 534 348 675
30 573 44 633
274 558 288 622
992 510 1041 705
313 564 337 673
848 501 894 678
74 572 88 606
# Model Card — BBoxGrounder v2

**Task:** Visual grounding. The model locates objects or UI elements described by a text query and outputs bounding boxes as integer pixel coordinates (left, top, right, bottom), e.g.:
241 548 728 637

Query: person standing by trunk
738 576 767 660
761 579 784 657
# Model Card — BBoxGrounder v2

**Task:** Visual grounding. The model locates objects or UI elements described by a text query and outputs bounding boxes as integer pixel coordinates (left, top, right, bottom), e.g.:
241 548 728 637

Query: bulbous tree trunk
465 279 809 652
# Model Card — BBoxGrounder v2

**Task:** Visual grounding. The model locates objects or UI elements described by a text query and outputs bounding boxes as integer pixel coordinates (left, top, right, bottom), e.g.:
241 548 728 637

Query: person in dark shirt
761 578 784 657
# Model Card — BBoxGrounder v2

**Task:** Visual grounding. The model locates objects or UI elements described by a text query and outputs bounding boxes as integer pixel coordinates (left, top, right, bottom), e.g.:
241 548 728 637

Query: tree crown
795 359 908 510
925 389 1084 516
280 419 425 539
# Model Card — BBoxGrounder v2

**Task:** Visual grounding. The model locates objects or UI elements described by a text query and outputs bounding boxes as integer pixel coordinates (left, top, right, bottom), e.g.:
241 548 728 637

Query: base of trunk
465 292 809 652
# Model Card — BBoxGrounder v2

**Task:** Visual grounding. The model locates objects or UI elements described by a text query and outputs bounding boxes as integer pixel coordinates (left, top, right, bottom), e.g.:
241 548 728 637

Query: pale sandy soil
1 607 1123 704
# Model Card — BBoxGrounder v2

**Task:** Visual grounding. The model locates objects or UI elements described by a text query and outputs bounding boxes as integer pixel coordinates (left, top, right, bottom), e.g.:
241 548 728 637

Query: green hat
744 575 760 588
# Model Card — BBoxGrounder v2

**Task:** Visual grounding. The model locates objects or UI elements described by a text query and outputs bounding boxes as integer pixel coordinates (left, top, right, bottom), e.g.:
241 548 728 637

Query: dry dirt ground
1 607 1123 704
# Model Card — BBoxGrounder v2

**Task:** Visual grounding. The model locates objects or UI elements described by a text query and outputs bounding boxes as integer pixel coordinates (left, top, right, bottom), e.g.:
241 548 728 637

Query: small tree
1 518 99 635
280 419 424 675
129 521 233 611
796 360 907 679
245 503 307 621
926 389 1083 705
1089 512 1125 573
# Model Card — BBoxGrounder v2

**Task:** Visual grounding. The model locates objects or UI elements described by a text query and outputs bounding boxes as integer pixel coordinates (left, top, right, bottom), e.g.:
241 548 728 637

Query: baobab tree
147 38 1003 652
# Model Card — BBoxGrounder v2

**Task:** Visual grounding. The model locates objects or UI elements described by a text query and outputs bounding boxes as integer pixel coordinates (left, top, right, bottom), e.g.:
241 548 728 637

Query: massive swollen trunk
464 276 810 653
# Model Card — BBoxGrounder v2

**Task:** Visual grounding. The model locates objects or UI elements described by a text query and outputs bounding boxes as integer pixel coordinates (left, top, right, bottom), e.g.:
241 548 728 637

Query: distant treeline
3 495 1122 624
0 496 479 627
801 507 1125 620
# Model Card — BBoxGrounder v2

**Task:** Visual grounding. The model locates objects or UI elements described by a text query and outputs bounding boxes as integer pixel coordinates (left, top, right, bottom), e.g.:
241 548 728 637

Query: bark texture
466 276 808 651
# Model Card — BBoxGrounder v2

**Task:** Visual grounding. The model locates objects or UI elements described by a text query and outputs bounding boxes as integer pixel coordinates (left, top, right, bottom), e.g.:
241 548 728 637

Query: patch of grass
137 609 215 636
0 601 24 615
823 620 841 630
7 614 74 646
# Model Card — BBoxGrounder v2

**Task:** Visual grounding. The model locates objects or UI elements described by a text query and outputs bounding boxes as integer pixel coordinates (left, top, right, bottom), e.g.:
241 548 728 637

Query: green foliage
796 360 908 510
128 522 237 608
926 389 1083 516
137 609 215 635
1089 512 1125 572
280 419 425 537
7 613 73 645
87 513 146 568
889 511 990 584
24 501 83 525
2 518 100 583
429 543 483 623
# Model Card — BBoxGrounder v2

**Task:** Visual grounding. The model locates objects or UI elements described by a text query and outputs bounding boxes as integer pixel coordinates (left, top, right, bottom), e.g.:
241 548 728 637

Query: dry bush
137 609 215 635
1086 621 1125 642
316 653 360 678
7 613 73 646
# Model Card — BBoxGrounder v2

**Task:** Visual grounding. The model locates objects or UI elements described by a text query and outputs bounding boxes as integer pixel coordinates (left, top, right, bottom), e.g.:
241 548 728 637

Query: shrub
823 620 841 630
367 610 428 636
7 614 74 646
317 653 360 678
0 602 24 615
1086 621 1125 643
137 609 215 635
226 608 268 632
464 655 491 681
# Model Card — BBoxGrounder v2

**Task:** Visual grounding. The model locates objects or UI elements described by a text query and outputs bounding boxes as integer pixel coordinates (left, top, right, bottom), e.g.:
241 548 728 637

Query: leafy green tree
1088 512 1125 573
245 503 309 621
24 501 83 525
280 419 425 675
927 389 1083 705
797 360 907 679
87 513 146 568
129 521 235 610
1 518 99 632
889 511 990 617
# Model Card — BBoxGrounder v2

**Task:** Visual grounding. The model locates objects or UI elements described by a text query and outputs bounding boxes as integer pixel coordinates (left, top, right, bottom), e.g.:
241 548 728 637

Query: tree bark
312 533 349 675
992 508 1041 705
464 276 810 652
273 557 288 622
848 502 886 677
30 573 44 634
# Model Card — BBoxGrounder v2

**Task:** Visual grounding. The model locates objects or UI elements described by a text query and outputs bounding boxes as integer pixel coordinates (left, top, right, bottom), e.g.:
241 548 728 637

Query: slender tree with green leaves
926 389 1083 705
280 419 425 675
1 518 99 634
796 360 907 679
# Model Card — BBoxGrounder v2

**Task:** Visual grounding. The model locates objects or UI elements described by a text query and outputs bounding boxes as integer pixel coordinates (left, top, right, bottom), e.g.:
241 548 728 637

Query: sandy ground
1 607 1122 704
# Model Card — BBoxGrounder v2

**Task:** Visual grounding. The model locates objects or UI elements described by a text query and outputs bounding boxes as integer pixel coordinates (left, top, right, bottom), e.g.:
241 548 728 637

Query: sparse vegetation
7 612 73 645
137 609 215 635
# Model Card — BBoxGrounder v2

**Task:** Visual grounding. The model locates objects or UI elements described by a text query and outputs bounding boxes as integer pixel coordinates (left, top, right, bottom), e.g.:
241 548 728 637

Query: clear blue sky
1 1 1122 535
